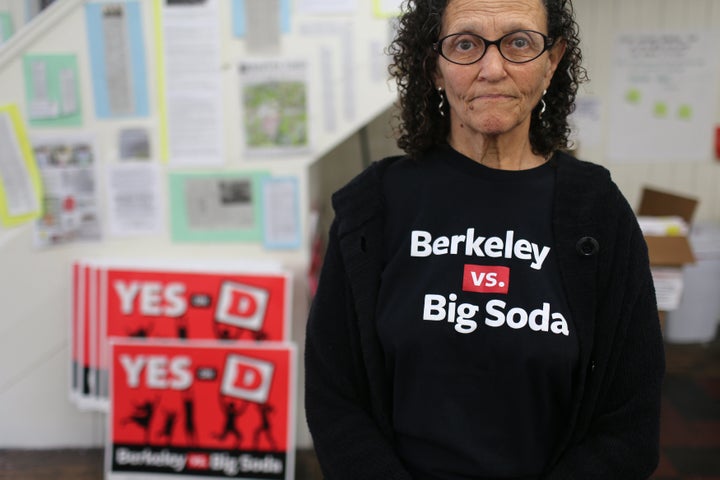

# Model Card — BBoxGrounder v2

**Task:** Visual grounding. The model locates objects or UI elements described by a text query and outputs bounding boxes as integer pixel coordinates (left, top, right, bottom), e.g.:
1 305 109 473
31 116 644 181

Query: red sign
70 260 292 411
71 262 83 402
104 268 289 342
109 339 295 479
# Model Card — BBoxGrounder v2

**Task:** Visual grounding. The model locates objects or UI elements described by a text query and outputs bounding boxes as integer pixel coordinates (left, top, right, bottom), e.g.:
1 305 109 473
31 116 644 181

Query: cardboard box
638 187 698 267
636 187 699 314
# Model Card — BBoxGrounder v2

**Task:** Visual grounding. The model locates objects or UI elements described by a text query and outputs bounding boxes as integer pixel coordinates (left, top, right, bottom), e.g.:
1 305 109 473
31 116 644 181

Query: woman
305 0 665 478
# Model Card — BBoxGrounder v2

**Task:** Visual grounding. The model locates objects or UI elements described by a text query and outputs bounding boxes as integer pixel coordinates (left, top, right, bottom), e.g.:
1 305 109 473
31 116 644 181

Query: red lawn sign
70 259 292 410
107 339 296 480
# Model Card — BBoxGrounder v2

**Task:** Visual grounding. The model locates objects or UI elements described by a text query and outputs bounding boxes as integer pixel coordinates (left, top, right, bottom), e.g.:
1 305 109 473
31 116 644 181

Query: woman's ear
432 68 444 91
545 37 567 85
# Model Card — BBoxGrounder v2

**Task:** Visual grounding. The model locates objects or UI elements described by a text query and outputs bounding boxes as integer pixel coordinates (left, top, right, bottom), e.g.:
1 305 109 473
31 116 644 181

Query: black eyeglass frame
433 30 556 65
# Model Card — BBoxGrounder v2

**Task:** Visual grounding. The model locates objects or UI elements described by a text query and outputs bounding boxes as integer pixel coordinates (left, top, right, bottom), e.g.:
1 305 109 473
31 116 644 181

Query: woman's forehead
441 0 548 33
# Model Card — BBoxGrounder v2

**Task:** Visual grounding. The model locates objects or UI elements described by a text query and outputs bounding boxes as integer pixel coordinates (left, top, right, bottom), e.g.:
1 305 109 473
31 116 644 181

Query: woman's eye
452 36 480 52
509 37 529 49
457 40 474 51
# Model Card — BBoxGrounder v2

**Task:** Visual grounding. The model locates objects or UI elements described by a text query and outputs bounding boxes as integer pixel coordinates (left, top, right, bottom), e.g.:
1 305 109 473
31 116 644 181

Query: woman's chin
471 115 528 138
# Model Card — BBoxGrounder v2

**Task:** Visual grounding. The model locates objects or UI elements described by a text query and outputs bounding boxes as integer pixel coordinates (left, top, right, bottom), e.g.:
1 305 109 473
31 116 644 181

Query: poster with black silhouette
105 267 290 340
70 260 292 410
71 261 83 403
107 339 296 479
71 260 116 410
71 260 106 410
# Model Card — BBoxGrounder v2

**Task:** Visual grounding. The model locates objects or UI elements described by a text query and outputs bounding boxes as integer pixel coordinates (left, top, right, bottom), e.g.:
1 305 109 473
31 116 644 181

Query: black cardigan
305 151 665 479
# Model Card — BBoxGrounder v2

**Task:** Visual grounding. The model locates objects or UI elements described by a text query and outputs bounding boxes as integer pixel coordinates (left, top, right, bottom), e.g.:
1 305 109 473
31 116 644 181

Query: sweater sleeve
543 186 665 480
305 220 413 480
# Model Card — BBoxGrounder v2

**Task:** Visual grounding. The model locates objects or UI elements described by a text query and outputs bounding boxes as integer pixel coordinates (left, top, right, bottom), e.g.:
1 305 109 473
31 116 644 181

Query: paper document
31 135 102 247
0 105 42 225
106 163 163 237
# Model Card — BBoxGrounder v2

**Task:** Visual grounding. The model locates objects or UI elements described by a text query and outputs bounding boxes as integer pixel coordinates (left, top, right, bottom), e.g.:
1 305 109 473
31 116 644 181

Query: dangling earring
437 87 445 117
538 89 547 119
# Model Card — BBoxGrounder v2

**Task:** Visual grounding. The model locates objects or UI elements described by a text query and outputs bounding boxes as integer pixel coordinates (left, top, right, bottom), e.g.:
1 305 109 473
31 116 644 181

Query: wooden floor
1 337 718 480
653 336 720 480
0 448 323 479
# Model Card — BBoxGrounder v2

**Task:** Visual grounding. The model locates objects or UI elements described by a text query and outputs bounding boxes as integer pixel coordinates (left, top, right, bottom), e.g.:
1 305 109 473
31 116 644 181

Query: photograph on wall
85 1 150 118
118 127 151 160
23 53 82 127
239 59 309 156
31 134 102 247
168 171 268 243
107 339 296 480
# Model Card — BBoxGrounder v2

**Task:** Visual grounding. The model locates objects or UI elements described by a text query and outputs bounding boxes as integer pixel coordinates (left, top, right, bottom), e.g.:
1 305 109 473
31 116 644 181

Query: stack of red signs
70 259 296 480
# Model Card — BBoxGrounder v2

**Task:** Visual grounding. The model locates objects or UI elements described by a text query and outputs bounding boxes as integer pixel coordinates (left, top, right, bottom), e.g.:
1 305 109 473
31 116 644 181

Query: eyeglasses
434 30 555 65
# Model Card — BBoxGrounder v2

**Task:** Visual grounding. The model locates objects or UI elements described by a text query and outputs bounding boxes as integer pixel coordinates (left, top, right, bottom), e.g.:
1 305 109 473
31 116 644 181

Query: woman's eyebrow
445 22 540 36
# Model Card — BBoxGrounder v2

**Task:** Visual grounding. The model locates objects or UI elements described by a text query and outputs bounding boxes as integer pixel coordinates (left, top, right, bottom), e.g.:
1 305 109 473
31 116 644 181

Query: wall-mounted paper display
0 104 43 227
608 30 719 163
0 11 14 45
23 53 82 127
105 163 164 237
372 0 403 18
31 133 102 247
239 59 309 156
295 0 357 15
118 127 151 160
262 176 300 249
24 0 57 23
298 21 356 124
169 171 269 242
85 1 150 118
157 0 224 166
232 0 291 51
568 95 603 151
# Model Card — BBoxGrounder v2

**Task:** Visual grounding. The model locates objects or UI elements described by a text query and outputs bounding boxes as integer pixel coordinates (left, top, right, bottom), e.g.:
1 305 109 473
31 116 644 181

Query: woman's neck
447 129 547 171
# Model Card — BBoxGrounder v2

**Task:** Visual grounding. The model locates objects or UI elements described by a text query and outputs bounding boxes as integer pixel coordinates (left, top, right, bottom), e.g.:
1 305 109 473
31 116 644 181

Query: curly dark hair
387 0 588 158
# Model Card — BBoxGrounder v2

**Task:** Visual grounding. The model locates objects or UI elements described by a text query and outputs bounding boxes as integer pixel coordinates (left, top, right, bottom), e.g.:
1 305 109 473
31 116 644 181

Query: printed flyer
239 59 309 156
107 339 296 479
31 134 102 247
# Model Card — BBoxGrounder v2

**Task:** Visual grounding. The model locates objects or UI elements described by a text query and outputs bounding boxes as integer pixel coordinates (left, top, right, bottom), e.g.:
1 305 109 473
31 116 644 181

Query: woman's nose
476 44 507 80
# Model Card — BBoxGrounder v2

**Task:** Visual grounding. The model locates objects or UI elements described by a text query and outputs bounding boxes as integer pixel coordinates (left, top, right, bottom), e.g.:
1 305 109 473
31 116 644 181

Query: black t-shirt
376 145 578 480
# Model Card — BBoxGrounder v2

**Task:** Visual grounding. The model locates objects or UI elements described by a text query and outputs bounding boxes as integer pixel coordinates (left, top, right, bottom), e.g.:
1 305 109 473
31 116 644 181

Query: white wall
0 0 397 448
571 0 720 221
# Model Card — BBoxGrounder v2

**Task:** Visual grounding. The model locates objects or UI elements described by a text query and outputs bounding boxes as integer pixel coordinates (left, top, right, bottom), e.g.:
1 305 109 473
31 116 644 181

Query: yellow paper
372 0 402 18
153 0 169 163
0 104 43 227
